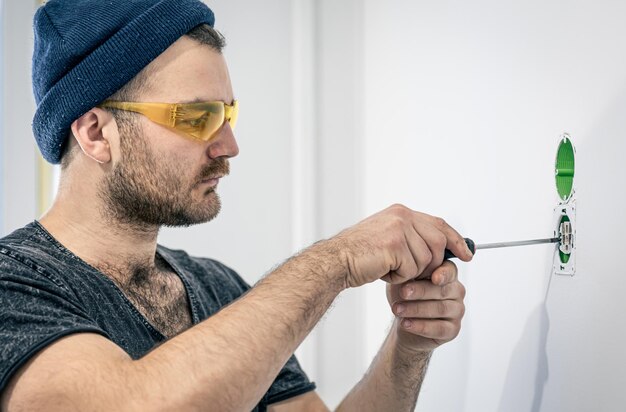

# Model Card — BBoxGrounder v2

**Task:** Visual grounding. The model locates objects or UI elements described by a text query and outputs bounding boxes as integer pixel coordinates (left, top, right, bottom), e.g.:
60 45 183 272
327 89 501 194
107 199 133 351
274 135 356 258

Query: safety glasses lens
174 103 225 141
227 101 239 131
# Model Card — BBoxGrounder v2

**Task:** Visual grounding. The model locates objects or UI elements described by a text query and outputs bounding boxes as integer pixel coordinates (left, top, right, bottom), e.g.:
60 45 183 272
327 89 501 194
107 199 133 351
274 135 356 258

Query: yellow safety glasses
99 100 238 142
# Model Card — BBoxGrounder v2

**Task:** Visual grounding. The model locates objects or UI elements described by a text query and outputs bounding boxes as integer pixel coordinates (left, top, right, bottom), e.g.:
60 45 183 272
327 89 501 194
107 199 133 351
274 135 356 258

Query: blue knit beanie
32 0 216 164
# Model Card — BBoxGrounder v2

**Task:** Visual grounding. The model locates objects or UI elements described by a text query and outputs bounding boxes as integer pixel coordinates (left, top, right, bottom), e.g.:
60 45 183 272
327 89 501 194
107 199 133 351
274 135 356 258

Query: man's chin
161 213 219 228
162 200 222 228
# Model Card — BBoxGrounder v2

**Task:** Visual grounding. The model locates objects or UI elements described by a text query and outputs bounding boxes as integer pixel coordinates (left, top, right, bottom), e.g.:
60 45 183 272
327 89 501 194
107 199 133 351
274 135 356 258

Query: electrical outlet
553 202 576 276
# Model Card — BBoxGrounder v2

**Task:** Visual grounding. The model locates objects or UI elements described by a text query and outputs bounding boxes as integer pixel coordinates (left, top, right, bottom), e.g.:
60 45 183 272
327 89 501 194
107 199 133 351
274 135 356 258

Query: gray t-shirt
0 222 315 411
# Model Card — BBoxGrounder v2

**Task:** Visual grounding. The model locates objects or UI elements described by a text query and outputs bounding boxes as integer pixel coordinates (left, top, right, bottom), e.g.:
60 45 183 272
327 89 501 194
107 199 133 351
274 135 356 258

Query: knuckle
390 204 414 221
435 322 448 338
414 321 427 335
414 282 427 299
387 215 406 232
394 215 407 229
389 203 408 215
404 304 417 318
398 262 419 282
437 300 449 316
440 283 450 299
434 216 447 229
442 281 464 300
449 322 461 339
458 283 467 299
434 232 447 250
420 248 433 266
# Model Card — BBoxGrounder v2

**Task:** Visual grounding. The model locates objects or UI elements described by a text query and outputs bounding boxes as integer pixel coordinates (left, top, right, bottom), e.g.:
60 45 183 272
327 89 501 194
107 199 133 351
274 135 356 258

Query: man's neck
39 196 161 280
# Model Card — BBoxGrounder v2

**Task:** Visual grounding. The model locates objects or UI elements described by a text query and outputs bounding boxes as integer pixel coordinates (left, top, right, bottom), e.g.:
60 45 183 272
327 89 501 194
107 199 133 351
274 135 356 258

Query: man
0 0 473 410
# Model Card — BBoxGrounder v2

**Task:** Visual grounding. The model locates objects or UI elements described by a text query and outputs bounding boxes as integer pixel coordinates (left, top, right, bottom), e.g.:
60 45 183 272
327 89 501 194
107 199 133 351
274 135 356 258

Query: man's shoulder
0 222 65 276
0 222 93 300
0 221 43 249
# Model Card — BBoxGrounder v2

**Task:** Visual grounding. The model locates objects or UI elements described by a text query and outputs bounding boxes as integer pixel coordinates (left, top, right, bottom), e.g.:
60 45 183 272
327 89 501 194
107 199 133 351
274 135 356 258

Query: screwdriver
443 237 560 260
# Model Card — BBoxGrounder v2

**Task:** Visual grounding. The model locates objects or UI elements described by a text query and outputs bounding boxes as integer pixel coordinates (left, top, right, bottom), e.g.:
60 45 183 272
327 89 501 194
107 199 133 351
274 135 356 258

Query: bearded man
0 1 473 411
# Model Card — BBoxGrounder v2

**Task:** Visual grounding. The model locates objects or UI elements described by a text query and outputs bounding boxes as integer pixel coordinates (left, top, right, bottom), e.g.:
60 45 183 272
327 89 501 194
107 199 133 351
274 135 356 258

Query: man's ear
70 108 117 164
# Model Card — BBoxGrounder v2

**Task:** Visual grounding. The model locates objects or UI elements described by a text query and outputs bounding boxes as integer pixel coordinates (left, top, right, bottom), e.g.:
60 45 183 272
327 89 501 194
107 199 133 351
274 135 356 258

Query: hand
333 204 472 288
386 260 466 353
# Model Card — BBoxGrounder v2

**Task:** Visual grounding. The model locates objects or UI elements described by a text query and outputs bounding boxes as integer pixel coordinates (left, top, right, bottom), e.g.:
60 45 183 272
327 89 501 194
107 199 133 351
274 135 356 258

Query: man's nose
206 122 239 159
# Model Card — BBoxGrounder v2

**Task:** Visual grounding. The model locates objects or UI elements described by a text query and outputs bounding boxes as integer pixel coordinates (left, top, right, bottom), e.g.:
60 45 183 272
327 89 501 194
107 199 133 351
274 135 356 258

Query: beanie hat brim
32 0 215 164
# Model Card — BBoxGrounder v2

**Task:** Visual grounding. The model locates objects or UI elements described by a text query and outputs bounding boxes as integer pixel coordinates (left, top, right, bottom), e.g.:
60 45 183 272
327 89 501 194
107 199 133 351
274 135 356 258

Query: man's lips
199 175 224 187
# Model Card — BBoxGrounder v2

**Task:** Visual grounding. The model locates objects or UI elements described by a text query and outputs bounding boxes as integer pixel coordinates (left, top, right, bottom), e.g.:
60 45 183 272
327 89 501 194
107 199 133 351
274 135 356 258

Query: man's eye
180 117 207 128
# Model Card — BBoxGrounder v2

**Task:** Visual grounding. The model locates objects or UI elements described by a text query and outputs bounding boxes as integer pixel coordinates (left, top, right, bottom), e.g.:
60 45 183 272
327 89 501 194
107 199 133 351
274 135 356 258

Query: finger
414 212 473 262
383 237 419 284
410 221 446 275
398 279 465 301
431 261 458 286
393 299 465 319
400 319 461 341
403 226 434 278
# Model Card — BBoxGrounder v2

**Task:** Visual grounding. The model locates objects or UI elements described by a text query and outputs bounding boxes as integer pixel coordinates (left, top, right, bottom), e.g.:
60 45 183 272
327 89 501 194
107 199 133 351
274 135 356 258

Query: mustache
198 158 230 181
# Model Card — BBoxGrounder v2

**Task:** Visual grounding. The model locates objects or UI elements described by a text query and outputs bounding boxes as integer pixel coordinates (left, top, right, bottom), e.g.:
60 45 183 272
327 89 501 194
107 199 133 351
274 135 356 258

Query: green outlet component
555 135 575 201
559 214 571 264
553 203 576 276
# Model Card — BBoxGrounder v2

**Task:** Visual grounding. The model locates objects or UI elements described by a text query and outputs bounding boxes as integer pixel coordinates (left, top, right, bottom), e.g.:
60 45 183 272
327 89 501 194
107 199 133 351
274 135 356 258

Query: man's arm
335 260 466 412
267 261 465 412
266 329 434 412
2 239 344 412
335 326 432 412
1 205 472 411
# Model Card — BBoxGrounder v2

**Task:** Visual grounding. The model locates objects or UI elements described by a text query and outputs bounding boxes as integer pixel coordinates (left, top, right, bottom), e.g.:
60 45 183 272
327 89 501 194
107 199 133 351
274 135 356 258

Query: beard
98 115 229 229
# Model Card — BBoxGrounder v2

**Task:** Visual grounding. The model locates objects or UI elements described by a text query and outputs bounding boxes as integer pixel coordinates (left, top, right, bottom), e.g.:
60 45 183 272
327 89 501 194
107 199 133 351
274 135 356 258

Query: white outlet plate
553 202 576 276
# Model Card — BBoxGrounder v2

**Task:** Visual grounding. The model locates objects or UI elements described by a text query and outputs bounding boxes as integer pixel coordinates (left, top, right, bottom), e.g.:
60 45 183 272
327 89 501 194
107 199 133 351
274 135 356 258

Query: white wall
4 1 626 411
539 95 626 411
1 0 38 235
361 1 626 411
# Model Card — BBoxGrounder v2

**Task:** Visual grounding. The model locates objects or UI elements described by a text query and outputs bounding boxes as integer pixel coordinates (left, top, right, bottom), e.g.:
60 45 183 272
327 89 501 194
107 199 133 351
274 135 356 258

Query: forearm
5 205 471 412
126 239 345 411
335 320 432 412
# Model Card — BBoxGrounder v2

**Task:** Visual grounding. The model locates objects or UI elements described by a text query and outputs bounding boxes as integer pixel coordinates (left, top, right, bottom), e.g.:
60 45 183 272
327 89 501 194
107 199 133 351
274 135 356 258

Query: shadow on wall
536 89 626 411
496 258 554 412
497 87 626 412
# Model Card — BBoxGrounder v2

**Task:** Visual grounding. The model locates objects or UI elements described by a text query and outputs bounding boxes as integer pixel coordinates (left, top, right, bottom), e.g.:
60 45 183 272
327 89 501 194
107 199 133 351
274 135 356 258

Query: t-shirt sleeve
219 264 317 406
0 249 108 392
263 355 316 405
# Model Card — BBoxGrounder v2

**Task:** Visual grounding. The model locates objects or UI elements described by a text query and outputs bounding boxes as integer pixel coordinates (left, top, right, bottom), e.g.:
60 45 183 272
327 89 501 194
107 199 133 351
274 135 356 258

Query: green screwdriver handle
443 238 475 260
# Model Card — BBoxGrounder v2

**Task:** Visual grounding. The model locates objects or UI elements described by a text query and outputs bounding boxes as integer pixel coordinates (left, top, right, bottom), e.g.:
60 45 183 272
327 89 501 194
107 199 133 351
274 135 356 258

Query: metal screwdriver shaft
475 238 559 250
444 237 560 260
